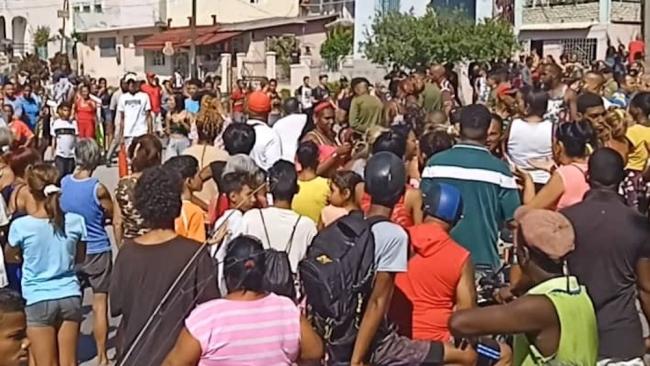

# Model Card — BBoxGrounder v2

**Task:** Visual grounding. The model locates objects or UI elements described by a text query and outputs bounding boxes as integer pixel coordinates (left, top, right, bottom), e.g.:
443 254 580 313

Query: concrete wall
245 20 330 64
518 24 609 59
166 0 300 27
0 0 72 58
79 27 159 85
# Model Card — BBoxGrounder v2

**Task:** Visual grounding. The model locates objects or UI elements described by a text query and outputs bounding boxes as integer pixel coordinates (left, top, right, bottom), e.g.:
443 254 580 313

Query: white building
514 0 641 62
73 0 165 84
0 0 72 58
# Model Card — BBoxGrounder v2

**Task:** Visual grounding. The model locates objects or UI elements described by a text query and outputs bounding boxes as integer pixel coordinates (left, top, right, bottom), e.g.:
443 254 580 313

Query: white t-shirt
50 118 78 158
247 119 282 171
212 209 244 294
239 207 317 272
117 92 151 138
273 113 307 163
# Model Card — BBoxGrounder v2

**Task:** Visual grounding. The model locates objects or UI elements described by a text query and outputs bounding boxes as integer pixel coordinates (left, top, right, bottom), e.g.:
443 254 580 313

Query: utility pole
59 0 69 53
190 0 197 79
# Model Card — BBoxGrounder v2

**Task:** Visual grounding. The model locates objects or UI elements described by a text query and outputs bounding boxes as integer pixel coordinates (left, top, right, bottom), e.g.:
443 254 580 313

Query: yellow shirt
175 200 207 243
625 124 650 171
292 177 330 223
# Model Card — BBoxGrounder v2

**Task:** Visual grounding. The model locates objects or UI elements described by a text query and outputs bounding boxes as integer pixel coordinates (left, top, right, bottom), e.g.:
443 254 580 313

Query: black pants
54 156 75 181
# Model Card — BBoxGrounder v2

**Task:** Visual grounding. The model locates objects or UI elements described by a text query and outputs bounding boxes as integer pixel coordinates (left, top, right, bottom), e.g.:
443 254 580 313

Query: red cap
146 72 156 79
247 91 271 114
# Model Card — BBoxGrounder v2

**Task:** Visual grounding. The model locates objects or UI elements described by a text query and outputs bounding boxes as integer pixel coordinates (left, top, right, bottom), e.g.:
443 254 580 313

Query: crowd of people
0 42 646 366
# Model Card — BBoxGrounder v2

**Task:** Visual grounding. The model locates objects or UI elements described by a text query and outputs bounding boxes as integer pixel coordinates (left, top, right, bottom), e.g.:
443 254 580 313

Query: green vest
513 276 598 366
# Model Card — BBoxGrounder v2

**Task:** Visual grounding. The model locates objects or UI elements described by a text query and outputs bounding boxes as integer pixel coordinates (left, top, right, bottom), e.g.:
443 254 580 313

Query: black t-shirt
110 236 220 366
313 85 330 103
563 189 650 359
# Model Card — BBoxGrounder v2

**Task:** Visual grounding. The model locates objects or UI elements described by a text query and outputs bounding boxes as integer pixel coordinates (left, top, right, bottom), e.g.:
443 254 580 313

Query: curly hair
134 166 183 230
194 94 224 143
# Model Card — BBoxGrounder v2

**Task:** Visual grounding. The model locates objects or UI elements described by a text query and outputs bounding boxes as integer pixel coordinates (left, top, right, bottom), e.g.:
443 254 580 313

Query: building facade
0 0 72 58
514 0 641 61
166 0 301 27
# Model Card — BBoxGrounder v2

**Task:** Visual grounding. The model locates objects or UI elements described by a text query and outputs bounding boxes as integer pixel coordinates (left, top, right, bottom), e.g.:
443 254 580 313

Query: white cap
123 73 138 82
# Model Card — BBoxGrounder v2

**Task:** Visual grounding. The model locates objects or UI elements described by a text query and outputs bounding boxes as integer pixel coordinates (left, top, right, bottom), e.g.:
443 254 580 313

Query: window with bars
379 0 400 12
151 51 165 66
558 38 597 64
99 37 116 58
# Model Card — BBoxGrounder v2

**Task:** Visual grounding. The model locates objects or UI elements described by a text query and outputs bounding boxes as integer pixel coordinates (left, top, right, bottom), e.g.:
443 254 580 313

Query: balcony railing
524 0 639 8
73 4 164 32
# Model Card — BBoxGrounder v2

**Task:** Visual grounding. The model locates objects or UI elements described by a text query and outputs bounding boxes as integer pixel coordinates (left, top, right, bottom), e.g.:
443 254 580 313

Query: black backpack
258 209 301 300
299 211 387 363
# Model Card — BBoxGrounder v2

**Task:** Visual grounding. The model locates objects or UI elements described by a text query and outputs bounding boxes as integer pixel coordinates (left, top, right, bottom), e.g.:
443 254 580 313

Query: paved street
79 165 120 366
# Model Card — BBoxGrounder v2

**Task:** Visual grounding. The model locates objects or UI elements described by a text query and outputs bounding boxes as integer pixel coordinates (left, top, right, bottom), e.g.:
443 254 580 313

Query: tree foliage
17 53 50 81
33 26 51 48
362 9 518 68
320 26 353 70
266 35 299 80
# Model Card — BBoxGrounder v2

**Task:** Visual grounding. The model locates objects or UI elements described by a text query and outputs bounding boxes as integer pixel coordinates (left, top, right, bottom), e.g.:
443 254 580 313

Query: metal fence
524 0 638 8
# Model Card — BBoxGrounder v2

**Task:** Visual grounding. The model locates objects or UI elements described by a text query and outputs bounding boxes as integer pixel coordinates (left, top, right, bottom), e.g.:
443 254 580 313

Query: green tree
266 35 299 80
33 26 51 49
320 25 353 70
362 9 518 68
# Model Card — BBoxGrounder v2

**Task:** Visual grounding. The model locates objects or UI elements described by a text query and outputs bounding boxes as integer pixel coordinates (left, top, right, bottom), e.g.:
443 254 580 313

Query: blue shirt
60 175 111 254
185 98 199 114
4 96 23 118
8 213 86 305
19 95 41 130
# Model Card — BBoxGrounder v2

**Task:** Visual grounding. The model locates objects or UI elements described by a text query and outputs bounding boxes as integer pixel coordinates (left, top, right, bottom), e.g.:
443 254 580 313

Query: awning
178 31 240 48
136 26 239 50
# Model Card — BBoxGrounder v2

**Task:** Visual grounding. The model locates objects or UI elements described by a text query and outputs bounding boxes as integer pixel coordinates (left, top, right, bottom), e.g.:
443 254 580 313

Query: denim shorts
25 296 82 327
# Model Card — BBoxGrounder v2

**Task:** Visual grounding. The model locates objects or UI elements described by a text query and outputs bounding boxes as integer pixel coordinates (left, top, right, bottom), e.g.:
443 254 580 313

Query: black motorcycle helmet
364 151 406 208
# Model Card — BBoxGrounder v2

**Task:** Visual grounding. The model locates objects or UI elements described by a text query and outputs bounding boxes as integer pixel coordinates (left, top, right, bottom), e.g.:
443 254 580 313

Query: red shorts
77 120 95 139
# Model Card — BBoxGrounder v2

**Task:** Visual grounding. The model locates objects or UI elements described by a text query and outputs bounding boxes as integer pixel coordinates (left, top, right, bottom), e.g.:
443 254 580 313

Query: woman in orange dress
74 84 98 139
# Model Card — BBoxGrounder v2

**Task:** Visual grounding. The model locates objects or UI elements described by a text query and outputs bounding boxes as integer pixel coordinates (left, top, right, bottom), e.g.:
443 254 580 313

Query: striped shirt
185 293 301 366
421 143 520 268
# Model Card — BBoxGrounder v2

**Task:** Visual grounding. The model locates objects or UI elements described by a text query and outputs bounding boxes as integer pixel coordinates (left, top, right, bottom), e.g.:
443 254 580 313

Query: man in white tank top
540 64 578 123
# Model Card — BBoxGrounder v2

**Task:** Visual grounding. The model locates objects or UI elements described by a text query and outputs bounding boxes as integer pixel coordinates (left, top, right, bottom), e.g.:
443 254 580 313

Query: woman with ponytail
163 235 324 366
5 163 86 366
516 120 595 210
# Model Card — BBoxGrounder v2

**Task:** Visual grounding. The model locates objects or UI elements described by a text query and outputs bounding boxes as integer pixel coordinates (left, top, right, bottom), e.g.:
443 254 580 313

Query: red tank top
360 187 414 228
75 98 96 127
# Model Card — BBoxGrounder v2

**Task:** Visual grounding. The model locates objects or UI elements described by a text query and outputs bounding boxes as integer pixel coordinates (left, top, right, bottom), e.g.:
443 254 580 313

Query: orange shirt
175 200 206 243
10 119 34 146
390 222 470 342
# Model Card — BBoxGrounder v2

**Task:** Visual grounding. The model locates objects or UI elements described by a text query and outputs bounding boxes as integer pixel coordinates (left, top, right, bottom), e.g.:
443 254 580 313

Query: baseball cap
247 91 271 114
514 207 575 261
146 72 156 79
123 73 138 82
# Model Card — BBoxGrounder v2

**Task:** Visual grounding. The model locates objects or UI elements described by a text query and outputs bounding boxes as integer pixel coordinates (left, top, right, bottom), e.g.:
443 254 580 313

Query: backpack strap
285 215 302 254
258 209 273 249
